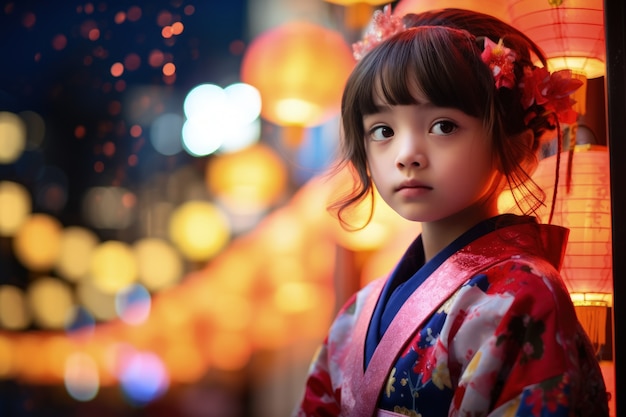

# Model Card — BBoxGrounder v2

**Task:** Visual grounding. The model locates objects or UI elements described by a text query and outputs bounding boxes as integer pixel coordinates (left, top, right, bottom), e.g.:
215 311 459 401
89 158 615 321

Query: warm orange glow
162 62 176 76
0 181 31 237
171 22 184 35
329 172 415 251
110 62 124 77
208 332 251 371
599 361 616 417
90 241 138 294
27 277 74 329
206 143 288 213
168 201 231 261
531 146 612 305
508 0 605 78
13 213 62 271
0 111 27 164
55 226 99 282
241 21 355 128
394 0 510 23
0 335 15 378
160 341 206 383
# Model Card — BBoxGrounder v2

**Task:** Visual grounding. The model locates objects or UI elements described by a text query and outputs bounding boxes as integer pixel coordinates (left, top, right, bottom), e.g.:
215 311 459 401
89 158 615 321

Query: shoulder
479 256 566 295
465 256 575 321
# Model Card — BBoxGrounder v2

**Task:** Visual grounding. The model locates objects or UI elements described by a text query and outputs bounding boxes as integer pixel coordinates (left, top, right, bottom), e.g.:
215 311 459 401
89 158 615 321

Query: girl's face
363 89 502 226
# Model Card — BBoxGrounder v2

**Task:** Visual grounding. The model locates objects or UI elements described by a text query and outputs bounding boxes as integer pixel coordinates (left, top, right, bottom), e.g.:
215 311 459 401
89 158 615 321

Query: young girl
293 7 609 417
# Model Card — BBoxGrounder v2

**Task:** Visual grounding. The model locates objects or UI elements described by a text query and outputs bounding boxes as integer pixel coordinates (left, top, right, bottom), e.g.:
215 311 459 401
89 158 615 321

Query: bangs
352 27 494 120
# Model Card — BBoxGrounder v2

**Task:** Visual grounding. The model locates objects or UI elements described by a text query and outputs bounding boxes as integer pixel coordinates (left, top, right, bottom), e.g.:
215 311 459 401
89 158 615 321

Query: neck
420 205 500 262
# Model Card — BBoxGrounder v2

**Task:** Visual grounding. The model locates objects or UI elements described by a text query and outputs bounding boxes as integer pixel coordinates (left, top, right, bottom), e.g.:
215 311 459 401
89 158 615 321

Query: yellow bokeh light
168 201 230 261
133 237 183 291
0 111 26 164
0 181 31 237
55 226 100 282
27 277 74 329
13 213 63 271
206 143 288 214
89 240 138 294
273 281 321 314
0 285 30 330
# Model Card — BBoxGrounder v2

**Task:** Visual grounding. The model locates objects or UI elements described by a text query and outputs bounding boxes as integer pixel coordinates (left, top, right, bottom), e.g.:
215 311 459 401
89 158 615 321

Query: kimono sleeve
448 259 609 416
292 289 361 417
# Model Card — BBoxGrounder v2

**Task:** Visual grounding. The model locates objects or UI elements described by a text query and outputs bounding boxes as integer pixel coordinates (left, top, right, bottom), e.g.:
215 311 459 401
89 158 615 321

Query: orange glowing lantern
393 0 510 23
531 145 612 347
508 0 605 78
205 143 288 214
324 0 391 29
240 21 355 144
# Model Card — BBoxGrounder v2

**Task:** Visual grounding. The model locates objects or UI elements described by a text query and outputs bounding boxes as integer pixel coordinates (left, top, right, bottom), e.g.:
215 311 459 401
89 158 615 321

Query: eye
430 120 458 135
368 125 394 141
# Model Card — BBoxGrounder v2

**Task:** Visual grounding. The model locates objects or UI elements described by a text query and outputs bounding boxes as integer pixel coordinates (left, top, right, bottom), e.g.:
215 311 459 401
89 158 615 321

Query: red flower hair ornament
353 6 583 126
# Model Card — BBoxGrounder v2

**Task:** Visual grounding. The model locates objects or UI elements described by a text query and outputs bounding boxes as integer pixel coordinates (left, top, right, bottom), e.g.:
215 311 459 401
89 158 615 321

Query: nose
395 135 426 169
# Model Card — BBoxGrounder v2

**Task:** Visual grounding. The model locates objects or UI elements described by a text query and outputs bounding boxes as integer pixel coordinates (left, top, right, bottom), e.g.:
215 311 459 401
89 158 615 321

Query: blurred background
0 0 616 416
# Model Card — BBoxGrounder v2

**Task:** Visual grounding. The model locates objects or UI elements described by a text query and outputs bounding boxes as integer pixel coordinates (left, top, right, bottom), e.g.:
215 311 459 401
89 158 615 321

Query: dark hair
330 8 558 228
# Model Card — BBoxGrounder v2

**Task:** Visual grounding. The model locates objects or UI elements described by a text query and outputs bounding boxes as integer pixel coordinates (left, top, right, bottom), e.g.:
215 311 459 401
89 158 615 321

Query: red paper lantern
530 145 612 348
240 22 355 130
508 0 605 78
532 146 612 304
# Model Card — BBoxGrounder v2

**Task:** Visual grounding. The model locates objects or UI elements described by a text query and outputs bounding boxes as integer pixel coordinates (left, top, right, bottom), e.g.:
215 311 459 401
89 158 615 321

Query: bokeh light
115 284 151 325
89 241 138 294
0 285 30 330
206 143 288 214
64 352 100 402
168 200 231 261
12 213 63 271
133 237 183 291
55 226 100 283
27 277 75 329
149 113 184 156
82 186 136 230
0 181 31 237
182 83 261 156
118 350 169 405
0 111 26 164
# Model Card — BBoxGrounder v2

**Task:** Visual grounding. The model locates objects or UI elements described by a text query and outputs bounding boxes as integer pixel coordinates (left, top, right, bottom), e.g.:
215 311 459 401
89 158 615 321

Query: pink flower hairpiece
481 37 583 124
352 5 405 61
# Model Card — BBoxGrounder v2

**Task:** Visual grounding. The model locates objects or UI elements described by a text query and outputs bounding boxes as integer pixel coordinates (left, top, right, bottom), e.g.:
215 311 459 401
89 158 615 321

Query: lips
395 180 432 192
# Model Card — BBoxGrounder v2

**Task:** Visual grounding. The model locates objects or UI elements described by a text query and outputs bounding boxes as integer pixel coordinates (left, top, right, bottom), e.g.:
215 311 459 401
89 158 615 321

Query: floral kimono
293 215 608 417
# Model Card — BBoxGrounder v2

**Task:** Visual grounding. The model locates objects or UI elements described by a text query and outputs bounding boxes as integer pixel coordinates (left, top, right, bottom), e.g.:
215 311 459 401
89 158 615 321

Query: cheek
448 154 497 191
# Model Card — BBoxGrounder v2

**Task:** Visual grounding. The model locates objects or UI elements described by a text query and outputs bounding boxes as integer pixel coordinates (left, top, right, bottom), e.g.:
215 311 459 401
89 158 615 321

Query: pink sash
340 223 567 417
